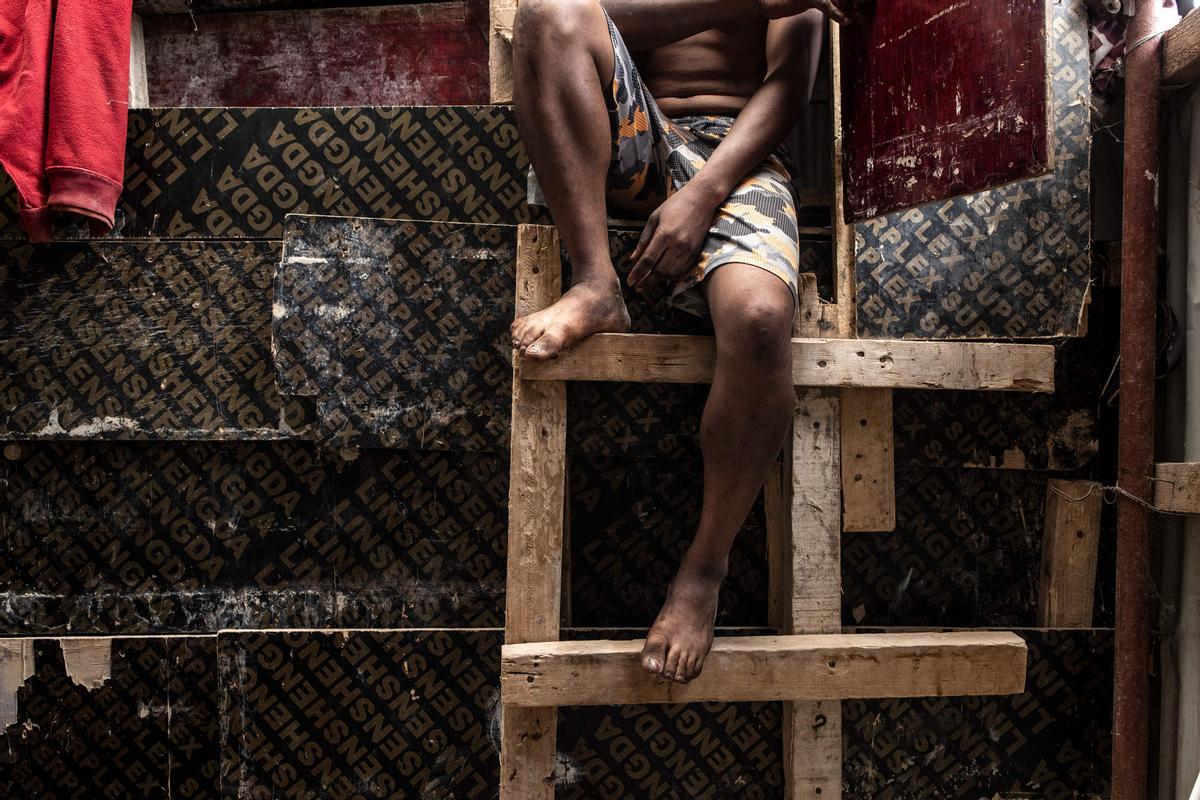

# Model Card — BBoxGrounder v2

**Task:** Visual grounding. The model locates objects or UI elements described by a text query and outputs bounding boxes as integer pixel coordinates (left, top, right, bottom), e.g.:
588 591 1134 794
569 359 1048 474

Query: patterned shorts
596 11 801 317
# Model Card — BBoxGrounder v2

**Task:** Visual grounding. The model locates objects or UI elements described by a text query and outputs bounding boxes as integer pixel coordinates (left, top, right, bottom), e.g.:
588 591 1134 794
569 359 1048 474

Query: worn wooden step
501 631 1028 707
521 332 1056 392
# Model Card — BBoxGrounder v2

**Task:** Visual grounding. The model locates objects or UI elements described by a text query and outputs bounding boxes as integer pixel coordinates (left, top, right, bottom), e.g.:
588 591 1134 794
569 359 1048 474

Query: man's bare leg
510 0 631 361
640 264 796 682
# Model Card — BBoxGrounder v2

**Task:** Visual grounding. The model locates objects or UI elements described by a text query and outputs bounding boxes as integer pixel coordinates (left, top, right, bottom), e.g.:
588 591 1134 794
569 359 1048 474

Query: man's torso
633 21 768 117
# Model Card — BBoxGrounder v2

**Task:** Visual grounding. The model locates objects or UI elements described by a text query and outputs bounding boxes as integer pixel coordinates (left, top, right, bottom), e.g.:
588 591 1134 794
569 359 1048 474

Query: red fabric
0 0 132 242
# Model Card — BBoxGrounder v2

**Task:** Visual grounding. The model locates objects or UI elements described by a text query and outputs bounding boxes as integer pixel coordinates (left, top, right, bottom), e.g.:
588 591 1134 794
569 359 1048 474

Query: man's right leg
511 0 631 361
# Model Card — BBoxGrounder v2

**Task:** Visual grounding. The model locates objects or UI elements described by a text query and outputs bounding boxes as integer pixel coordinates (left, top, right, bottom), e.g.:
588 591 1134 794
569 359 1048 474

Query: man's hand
627 187 717 292
758 0 850 23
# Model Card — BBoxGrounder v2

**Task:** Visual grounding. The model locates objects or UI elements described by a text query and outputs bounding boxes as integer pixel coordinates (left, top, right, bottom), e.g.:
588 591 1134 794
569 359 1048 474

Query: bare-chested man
510 0 849 683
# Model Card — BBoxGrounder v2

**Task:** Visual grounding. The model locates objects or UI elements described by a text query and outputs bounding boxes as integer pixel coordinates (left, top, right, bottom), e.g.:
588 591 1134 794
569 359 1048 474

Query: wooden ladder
498 224 1051 799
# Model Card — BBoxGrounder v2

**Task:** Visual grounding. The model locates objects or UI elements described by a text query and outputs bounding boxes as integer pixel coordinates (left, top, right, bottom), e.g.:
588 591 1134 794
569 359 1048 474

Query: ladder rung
501 631 1028 707
520 333 1055 392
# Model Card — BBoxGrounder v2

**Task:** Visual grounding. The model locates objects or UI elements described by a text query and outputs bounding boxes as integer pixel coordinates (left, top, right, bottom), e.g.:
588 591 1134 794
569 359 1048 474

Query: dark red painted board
839 0 1051 222
142 1 488 106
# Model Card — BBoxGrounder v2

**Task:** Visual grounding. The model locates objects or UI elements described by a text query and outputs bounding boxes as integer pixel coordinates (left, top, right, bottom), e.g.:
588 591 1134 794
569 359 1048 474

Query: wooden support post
490 0 517 103
781 273 843 800
501 632 1030 706
501 225 566 800
129 13 149 109
1037 479 1102 627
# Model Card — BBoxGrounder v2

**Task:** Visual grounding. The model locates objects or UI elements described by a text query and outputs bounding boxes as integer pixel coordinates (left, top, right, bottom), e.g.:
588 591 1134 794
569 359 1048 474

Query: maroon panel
839 0 1051 222
142 1 488 106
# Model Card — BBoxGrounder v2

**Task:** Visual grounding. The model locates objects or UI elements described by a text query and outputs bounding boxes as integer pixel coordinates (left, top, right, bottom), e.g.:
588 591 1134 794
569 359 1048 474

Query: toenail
647 658 660 671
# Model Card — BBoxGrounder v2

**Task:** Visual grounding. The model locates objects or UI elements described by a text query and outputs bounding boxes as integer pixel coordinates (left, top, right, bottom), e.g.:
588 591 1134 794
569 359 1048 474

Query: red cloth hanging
0 0 133 242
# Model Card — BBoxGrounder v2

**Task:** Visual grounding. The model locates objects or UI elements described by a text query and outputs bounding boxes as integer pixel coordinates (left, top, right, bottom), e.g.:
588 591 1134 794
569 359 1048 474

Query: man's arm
628 11 826 287
601 0 843 50
682 11 824 208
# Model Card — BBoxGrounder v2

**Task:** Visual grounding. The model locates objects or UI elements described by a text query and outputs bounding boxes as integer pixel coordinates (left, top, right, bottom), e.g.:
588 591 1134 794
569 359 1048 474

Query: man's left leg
640 263 796 683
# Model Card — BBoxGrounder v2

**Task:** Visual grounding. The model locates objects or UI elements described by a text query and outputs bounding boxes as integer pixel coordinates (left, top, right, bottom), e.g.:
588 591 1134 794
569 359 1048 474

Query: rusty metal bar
1115 3 1166 798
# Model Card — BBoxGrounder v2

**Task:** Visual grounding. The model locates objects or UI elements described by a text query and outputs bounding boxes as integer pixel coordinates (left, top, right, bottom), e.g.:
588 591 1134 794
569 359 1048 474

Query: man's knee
719 298 795 369
516 0 602 47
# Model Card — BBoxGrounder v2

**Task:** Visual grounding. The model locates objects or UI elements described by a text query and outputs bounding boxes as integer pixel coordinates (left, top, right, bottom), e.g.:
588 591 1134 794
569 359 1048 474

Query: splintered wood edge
500 632 1029 707
521 334 1055 392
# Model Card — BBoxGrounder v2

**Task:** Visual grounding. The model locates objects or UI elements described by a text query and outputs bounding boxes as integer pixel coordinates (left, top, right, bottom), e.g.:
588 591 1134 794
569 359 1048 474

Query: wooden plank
839 0 1052 221
490 0 518 103
840 388 896 532
1164 8 1200 85
128 14 149 109
141 2 489 106
1037 478 1102 627
1155 462 1200 514
521 334 1056 392
501 631 1029 706
788 386 843 800
790 390 842 630
501 224 566 800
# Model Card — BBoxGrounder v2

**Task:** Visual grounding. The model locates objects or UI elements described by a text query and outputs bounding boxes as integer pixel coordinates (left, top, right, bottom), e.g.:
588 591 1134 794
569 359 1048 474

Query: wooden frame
499 227 1033 799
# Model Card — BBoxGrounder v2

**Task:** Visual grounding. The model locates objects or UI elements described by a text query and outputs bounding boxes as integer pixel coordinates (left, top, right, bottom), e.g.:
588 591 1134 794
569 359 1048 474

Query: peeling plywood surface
0 240 305 440
840 0 1051 221
274 216 517 451
0 107 543 241
142 1 490 107
0 640 34 728
59 639 113 690
0 443 507 633
0 637 218 797
855 0 1091 339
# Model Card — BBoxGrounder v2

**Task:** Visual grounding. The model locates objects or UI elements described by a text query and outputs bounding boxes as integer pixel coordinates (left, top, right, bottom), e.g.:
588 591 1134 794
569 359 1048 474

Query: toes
677 654 696 683
662 645 684 683
515 322 544 351
687 653 704 682
641 633 667 676
525 329 564 361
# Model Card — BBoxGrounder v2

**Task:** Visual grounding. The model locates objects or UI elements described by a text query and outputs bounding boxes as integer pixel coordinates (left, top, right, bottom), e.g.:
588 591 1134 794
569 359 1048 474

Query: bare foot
640 561 724 683
511 279 630 361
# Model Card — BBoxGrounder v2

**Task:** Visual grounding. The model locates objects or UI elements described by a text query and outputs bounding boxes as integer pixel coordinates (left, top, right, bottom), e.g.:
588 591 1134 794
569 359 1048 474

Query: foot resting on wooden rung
518 333 1055 392
501 631 1028 707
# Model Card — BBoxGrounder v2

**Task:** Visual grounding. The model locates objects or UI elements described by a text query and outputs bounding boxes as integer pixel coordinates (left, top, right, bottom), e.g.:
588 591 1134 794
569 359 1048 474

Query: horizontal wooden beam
1154 462 1200 513
520 334 1055 392
1164 9 1200 85
501 631 1028 707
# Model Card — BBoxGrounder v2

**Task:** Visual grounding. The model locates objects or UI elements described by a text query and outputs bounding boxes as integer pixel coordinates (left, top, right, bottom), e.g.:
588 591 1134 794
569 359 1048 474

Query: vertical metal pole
1115 3 1164 798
